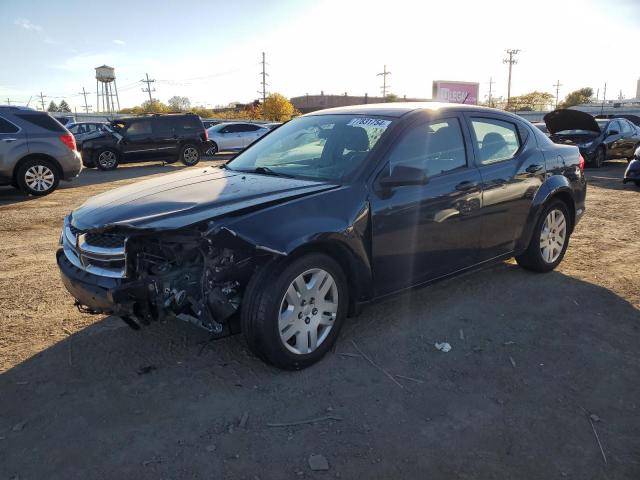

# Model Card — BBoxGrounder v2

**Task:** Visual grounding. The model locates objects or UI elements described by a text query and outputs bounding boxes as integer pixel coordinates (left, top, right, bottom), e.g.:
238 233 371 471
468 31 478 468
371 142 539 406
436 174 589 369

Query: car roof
303 101 500 118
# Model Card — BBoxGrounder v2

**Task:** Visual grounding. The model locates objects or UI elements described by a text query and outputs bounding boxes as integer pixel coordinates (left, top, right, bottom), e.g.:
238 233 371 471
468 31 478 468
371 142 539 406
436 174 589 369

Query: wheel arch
12 153 63 183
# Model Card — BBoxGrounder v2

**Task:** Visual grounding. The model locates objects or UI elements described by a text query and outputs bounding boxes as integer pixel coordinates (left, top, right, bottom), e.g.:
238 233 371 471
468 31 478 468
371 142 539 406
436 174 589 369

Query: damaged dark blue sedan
57 103 587 369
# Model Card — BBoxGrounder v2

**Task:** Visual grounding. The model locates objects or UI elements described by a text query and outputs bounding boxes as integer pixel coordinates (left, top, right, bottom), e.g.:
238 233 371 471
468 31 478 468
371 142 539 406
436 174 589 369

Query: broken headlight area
109 230 259 335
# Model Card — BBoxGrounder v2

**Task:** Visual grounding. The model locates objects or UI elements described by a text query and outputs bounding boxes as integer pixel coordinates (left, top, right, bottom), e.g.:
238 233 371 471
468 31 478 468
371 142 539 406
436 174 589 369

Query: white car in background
205 122 270 155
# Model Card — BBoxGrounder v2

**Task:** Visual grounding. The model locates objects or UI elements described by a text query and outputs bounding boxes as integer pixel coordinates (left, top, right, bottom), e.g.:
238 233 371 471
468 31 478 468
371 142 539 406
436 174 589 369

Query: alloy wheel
98 151 117 169
278 268 338 355
183 147 199 164
539 209 567 263
24 165 55 192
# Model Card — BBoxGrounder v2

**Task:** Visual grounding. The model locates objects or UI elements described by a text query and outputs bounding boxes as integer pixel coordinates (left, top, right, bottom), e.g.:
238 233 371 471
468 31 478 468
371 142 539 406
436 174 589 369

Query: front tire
180 144 201 166
95 148 119 171
205 142 218 156
592 146 605 168
16 158 59 196
516 200 570 272
241 253 348 370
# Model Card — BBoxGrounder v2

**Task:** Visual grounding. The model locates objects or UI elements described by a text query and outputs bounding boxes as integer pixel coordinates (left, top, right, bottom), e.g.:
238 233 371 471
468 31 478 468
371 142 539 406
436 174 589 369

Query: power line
553 79 563 108
140 73 156 103
377 65 391 98
503 49 520 110
258 52 269 104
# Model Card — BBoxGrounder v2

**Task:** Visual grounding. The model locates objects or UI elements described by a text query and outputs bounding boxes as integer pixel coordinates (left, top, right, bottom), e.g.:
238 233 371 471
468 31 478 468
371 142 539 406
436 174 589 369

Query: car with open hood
544 109 640 168
57 103 586 369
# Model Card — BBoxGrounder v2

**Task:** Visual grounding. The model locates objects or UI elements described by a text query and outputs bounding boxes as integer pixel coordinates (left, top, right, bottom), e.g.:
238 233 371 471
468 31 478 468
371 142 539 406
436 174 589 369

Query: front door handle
526 164 543 173
455 180 478 192
1 138 17 142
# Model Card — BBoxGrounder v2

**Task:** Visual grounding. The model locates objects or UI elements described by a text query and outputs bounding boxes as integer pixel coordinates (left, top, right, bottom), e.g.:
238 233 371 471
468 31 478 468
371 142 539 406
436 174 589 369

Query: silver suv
0 106 82 196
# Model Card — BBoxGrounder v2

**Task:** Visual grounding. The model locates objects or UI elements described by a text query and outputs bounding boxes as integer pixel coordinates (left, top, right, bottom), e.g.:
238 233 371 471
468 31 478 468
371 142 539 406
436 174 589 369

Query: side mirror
607 129 619 136
379 165 429 188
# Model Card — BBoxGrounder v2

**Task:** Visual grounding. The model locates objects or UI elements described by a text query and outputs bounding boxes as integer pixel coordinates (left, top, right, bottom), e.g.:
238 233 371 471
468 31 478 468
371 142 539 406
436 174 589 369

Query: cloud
15 18 42 31
113 39 126 46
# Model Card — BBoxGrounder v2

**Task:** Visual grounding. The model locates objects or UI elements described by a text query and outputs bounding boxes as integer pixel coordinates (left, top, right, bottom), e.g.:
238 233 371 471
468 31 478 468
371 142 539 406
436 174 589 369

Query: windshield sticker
347 118 391 128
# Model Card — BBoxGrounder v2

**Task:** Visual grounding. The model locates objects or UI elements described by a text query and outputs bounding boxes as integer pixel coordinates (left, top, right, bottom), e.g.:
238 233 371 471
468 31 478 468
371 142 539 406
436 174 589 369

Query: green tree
507 91 555 111
385 93 399 103
259 93 297 121
558 88 594 109
58 100 71 112
141 99 169 113
47 101 58 112
167 96 191 111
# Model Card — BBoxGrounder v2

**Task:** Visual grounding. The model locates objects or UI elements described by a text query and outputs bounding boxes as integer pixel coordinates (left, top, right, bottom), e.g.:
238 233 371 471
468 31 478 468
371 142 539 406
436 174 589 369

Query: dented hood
544 109 601 134
71 166 339 231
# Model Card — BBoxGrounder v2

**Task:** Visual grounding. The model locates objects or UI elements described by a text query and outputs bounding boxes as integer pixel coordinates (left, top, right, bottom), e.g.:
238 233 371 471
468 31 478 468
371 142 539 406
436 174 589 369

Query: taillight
59 133 77 151
201 130 208 142
578 154 585 173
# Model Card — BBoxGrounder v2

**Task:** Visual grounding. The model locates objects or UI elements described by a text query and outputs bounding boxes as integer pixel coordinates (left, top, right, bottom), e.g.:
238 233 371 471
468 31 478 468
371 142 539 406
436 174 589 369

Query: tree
385 93 399 103
58 100 71 112
507 91 555 111
559 88 594 109
167 96 191 111
141 99 169 113
47 101 58 112
259 93 297 121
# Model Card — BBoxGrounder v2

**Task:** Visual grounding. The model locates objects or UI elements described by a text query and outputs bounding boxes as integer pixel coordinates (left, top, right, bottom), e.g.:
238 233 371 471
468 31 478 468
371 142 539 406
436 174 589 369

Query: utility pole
553 79 563 108
600 82 607 114
140 73 156 103
78 87 91 113
503 49 520 110
258 52 268 105
39 92 46 111
488 76 495 107
377 65 391 98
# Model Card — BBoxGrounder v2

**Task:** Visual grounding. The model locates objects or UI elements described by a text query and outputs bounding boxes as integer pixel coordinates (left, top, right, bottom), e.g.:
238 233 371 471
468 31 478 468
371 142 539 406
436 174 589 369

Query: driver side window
387 118 467 176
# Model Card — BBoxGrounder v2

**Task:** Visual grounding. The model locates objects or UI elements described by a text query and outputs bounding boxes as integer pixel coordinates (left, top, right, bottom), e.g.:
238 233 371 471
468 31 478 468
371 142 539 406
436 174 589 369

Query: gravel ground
1 159 639 479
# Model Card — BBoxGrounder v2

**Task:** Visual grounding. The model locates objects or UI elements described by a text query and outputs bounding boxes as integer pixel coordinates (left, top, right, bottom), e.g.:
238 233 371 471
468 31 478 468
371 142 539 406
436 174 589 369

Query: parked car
57 103 586 369
0 106 82 196
67 121 108 138
202 119 221 129
205 122 270 155
264 122 283 130
532 122 549 136
544 109 640 168
596 114 640 128
81 113 207 170
623 145 640 187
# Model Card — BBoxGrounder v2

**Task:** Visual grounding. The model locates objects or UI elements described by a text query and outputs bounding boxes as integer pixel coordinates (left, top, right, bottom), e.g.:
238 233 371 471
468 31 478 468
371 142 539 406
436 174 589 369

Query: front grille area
62 217 127 278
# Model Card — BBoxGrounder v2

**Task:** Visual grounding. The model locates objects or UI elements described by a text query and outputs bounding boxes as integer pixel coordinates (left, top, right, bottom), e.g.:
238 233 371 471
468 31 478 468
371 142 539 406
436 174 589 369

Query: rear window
176 116 203 133
15 113 66 132
0 116 20 134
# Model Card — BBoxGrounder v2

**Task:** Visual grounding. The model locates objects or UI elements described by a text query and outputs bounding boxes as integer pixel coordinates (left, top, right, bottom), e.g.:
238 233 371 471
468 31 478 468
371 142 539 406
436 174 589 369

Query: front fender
515 175 574 252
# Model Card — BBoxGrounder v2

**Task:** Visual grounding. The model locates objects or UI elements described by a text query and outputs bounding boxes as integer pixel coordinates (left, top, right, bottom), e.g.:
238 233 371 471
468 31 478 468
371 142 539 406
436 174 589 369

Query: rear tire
205 142 218 156
592 146 605 168
180 144 201 166
16 158 60 196
241 253 348 370
515 200 570 272
95 148 119 171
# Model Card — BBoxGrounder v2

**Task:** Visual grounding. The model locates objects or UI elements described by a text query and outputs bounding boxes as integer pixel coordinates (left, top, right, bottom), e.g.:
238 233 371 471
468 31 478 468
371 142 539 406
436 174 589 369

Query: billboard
432 80 480 105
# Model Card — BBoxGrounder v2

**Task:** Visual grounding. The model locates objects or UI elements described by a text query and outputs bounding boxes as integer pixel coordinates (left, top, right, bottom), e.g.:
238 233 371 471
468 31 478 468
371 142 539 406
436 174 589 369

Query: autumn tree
259 93 297 121
507 91 555 111
141 99 169 113
167 96 191 111
558 88 594 109
47 101 58 112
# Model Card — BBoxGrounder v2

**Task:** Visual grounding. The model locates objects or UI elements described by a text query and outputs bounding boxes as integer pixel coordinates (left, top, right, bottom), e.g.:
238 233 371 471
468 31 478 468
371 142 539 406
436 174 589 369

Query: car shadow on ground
0 155 232 206
585 160 634 191
2 263 639 479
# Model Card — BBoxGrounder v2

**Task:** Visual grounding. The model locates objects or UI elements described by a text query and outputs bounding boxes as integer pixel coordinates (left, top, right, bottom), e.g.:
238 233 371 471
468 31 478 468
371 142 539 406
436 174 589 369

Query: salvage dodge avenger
57 103 587 369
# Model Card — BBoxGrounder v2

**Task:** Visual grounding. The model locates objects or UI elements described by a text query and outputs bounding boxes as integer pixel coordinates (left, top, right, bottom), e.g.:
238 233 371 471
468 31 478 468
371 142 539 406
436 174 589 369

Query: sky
1 0 639 112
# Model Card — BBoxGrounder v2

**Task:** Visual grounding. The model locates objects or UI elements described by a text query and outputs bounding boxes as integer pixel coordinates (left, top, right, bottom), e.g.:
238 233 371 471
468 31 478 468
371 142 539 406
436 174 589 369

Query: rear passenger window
15 113 66 133
0 117 19 134
471 118 520 165
387 117 467 176
126 120 152 136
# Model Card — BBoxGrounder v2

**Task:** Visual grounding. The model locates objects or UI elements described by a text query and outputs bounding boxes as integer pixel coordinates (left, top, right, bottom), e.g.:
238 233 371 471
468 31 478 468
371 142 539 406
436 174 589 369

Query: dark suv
0 106 82 196
58 103 586 369
81 113 207 170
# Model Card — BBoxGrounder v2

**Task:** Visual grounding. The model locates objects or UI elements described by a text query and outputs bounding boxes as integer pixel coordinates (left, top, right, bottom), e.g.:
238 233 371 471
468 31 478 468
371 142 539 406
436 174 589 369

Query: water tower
95 65 120 113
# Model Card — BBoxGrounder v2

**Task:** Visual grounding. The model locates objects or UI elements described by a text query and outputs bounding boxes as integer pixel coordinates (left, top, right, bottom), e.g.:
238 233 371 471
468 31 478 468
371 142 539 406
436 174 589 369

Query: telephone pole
258 52 268 104
39 92 46 111
377 65 391 98
553 79 563 108
503 49 520 110
487 76 495 106
600 82 607 114
5 98 11 106
78 87 91 113
140 73 156 103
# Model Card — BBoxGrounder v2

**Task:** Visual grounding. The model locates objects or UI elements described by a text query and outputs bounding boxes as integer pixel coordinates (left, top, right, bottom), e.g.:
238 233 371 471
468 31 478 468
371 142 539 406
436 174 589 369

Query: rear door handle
455 180 478 192
526 164 543 173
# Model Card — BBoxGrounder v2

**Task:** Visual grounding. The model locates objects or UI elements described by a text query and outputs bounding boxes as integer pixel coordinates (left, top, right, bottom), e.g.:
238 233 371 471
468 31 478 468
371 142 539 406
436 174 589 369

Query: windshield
596 119 609 132
208 123 227 133
226 114 393 181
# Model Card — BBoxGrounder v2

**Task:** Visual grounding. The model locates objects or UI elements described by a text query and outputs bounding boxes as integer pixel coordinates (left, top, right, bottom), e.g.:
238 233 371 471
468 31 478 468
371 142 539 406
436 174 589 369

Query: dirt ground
1 158 639 479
